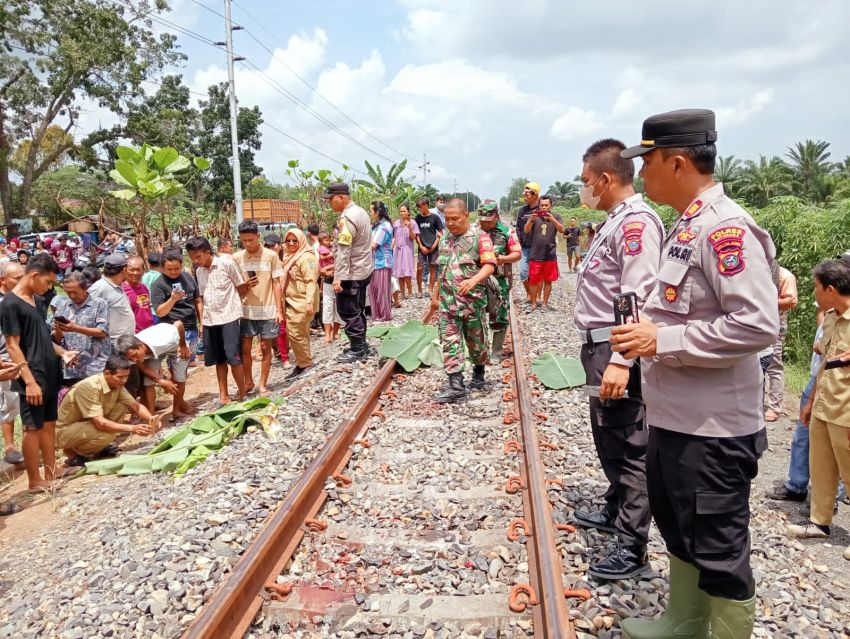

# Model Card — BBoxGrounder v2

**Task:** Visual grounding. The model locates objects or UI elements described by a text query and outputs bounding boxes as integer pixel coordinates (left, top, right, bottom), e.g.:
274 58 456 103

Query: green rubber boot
621 555 710 639
708 593 756 639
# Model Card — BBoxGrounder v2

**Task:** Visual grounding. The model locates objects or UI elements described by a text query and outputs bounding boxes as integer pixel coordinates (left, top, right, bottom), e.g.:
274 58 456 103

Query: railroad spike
507 518 531 541
505 476 524 494
508 583 539 612
304 519 328 533
503 439 522 454
564 587 592 602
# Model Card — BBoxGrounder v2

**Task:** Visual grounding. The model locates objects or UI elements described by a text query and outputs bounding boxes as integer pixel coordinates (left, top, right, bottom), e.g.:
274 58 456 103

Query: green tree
354 160 410 200
547 180 579 207
714 155 743 198
738 156 792 208
194 82 263 208
0 0 181 222
786 140 833 203
125 74 197 151
501 176 530 216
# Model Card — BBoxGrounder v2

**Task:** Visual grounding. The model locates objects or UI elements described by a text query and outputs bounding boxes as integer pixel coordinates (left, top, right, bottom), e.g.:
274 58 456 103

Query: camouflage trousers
488 276 511 331
439 306 490 375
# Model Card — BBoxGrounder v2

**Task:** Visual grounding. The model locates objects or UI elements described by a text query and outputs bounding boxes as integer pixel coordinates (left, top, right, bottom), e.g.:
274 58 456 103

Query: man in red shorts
523 194 564 311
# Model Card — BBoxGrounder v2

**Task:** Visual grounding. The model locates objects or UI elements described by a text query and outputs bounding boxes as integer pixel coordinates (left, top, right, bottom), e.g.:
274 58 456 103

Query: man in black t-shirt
150 250 202 418
414 197 444 298
564 216 581 273
515 182 541 301
0 253 77 491
523 195 564 310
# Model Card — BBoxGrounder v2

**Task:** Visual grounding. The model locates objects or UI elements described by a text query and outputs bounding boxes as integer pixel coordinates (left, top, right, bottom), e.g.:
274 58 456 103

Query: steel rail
182 308 435 639
509 302 576 638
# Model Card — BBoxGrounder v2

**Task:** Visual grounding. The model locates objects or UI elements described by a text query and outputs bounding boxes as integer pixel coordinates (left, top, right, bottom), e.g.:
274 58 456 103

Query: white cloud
389 60 524 102
550 107 604 141
716 90 774 127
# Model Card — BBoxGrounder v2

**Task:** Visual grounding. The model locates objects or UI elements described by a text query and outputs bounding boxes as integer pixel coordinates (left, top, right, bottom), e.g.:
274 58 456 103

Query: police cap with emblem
621 108 717 159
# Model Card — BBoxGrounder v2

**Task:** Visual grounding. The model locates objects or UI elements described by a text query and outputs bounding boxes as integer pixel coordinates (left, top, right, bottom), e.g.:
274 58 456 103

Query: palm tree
714 155 742 197
738 156 792 208
786 140 832 201
547 179 580 207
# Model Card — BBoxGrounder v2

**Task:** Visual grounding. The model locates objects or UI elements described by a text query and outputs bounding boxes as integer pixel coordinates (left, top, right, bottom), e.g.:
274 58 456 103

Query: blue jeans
786 376 815 493
519 247 531 282
786 376 846 500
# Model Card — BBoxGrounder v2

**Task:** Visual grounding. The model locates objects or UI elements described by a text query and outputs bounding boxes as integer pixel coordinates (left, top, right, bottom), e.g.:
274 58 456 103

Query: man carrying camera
572 138 663 580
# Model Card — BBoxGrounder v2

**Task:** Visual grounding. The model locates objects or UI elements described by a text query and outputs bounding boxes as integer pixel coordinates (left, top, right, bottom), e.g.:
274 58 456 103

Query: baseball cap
264 233 282 246
523 182 541 194
322 182 350 198
478 200 499 220
104 253 128 268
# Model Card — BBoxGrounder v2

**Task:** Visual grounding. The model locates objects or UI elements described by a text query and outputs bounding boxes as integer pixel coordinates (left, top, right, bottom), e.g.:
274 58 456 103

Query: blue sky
78 0 850 199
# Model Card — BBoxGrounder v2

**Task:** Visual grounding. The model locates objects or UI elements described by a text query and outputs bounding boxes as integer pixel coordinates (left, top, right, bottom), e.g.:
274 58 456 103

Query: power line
259 121 368 177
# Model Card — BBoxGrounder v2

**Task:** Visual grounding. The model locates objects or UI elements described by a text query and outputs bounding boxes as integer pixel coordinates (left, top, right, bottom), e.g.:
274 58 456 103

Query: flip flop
0 501 22 516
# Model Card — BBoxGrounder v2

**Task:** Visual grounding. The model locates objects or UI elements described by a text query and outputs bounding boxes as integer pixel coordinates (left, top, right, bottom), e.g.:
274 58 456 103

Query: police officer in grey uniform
611 110 779 639
573 138 663 580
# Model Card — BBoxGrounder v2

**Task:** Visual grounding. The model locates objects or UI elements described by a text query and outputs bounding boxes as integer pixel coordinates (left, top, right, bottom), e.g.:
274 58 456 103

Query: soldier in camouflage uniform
477 200 521 362
431 198 497 403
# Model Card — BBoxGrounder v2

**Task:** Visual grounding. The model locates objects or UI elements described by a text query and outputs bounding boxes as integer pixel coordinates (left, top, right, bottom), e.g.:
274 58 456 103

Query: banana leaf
378 321 440 372
417 337 444 368
83 397 280 477
530 352 586 390
366 325 398 338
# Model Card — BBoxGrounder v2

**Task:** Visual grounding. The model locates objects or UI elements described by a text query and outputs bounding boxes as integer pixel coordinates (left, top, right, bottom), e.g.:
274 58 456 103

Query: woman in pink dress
391 203 418 300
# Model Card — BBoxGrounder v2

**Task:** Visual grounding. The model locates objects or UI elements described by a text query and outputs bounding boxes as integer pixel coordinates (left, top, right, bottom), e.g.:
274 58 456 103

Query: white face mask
579 175 604 210
436 202 446 211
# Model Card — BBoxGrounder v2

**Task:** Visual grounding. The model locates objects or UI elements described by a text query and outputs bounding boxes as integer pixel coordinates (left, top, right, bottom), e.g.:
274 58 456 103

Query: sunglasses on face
284 239 299 244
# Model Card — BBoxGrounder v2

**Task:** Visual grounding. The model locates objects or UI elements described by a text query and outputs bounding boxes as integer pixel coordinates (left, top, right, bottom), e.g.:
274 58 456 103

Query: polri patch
676 228 697 244
708 226 746 277
684 199 704 219
667 243 693 263
664 285 678 303
622 221 646 256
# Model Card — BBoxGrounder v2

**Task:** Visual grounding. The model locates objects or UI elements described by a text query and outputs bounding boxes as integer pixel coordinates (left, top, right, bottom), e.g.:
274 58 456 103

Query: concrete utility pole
223 0 244 225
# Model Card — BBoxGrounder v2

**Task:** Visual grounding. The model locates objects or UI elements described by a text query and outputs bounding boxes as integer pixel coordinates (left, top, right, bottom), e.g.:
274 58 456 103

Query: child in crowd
787 258 850 563
318 232 342 343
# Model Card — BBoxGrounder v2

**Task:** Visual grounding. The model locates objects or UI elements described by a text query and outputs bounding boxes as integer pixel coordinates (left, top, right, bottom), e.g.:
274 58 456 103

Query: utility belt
576 326 613 344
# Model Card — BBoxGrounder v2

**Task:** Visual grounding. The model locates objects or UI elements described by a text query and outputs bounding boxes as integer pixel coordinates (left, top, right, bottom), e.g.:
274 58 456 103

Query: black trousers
647 426 767 600
336 276 371 343
580 342 650 548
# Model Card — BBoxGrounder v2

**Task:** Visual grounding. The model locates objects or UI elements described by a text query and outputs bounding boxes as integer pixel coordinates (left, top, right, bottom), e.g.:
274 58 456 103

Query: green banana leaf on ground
367 320 443 372
531 352 586 390
82 397 282 477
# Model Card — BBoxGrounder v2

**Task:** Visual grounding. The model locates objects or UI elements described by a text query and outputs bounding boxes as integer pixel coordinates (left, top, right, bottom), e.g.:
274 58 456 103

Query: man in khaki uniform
573 138 663 580
611 109 779 639
56 354 161 466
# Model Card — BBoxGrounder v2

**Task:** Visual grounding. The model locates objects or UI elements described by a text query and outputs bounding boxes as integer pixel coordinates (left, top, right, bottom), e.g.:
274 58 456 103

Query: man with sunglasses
515 182 541 303
325 183 374 363
573 138 663 581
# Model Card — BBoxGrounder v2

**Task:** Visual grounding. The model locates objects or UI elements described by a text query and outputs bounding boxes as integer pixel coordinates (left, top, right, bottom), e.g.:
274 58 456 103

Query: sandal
95 444 120 459
1 501 22 516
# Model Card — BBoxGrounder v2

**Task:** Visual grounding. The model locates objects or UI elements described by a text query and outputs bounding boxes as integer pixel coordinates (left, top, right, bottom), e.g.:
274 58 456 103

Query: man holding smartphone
611 110 779 639
523 194 564 311
234 220 284 395
572 139 663 581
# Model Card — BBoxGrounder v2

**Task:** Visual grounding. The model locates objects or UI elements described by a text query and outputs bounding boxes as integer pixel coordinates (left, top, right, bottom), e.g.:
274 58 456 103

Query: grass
784 360 811 396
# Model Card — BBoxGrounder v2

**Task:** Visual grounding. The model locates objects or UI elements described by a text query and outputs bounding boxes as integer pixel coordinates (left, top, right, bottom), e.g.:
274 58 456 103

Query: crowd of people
1 108 849 639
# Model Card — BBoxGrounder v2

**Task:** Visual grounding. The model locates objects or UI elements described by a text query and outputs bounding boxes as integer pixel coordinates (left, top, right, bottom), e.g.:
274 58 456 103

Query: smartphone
824 357 850 370
53 315 70 324
247 270 257 279
8 361 26 373
171 282 184 293
614 292 639 325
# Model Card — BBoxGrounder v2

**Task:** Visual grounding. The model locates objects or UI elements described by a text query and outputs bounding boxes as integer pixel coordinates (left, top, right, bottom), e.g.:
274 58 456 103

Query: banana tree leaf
174 444 212 476
116 456 157 476
367 325 398 338
378 321 439 372
530 352 586 390
150 446 190 472
417 337 443 369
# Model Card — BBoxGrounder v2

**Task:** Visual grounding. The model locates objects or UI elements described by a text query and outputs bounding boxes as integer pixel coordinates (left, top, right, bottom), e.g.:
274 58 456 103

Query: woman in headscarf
281 228 318 380
368 200 394 322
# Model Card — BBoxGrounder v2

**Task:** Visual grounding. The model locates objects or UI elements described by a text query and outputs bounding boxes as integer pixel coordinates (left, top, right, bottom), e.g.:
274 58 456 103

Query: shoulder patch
664 285 678 303
676 227 697 244
708 226 746 277
337 219 353 246
622 221 646 256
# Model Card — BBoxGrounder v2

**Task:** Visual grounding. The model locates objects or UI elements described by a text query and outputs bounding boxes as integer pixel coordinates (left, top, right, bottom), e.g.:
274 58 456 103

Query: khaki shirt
574 194 663 367
57 373 135 427
813 306 850 427
641 183 779 438
285 253 319 316
334 201 374 282
233 247 283 320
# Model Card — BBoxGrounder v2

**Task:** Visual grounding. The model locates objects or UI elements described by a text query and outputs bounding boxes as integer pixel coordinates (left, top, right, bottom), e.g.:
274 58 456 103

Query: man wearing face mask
573 138 663 581
611 110 779 639
515 182 541 303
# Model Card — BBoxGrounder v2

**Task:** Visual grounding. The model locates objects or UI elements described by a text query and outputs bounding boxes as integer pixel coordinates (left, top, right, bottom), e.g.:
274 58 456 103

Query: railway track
183 303 584 638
